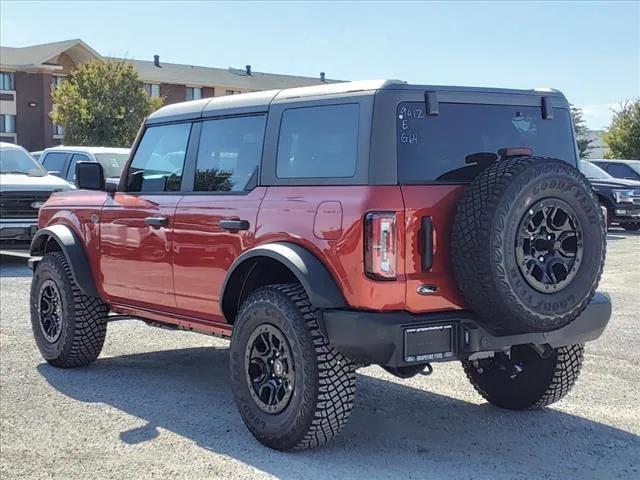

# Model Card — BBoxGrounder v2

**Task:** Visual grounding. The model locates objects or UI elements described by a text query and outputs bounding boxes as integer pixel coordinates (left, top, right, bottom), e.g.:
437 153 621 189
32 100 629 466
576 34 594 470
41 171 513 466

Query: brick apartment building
0 39 335 151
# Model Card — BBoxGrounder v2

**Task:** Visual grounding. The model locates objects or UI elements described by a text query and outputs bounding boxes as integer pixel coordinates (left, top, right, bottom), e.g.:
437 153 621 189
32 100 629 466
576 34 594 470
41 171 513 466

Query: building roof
0 39 101 71
114 57 338 90
1 38 339 90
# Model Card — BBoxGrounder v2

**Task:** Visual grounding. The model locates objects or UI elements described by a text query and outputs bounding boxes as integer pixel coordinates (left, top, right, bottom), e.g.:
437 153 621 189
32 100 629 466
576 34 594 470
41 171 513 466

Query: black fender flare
30 224 100 298
221 242 346 319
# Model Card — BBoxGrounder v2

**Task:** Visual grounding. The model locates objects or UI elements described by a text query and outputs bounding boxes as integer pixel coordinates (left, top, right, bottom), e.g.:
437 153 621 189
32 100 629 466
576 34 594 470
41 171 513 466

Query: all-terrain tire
229 283 356 451
462 344 584 409
30 251 108 367
451 157 606 334
622 222 640 231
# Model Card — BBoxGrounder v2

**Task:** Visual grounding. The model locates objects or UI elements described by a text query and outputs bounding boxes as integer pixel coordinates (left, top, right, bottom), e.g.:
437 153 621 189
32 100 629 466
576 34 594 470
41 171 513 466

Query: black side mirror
76 161 105 190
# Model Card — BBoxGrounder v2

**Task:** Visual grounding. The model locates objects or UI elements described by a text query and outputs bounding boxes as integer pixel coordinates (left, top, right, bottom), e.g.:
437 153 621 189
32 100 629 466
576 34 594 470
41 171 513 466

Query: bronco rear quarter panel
257 185 407 311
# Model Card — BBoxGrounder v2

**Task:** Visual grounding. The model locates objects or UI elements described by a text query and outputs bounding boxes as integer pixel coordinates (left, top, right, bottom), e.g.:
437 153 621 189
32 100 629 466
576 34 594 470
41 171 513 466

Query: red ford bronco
29 80 610 451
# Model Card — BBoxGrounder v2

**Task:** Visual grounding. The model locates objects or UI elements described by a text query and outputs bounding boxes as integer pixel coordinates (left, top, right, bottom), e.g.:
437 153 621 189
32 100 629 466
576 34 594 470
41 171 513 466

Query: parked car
39 146 129 186
0 142 72 244
28 81 611 451
581 160 640 231
590 159 640 181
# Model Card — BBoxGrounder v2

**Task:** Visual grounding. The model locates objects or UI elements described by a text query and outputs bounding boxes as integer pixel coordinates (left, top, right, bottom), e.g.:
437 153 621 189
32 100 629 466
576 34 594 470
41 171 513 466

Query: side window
42 152 67 175
66 154 90 182
125 123 192 192
194 115 266 192
608 163 638 179
276 104 359 178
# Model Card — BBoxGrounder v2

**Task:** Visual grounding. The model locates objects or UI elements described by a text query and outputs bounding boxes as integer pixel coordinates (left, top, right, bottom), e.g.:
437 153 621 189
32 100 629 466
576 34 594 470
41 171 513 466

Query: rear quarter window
396 103 577 184
276 103 359 179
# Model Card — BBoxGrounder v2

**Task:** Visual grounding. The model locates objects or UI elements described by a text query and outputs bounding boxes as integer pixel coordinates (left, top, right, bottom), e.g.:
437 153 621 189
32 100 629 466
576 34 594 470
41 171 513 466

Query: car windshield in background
0 147 46 175
626 161 640 175
397 103 576 183
94 153 129 178
580 160 612 179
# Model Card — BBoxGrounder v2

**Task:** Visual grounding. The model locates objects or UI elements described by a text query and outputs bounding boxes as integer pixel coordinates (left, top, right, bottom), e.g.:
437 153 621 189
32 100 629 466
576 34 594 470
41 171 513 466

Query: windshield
580 160 612 179
94 153 129 178
628 161 640 175
0 147 46 175
397 103 577 183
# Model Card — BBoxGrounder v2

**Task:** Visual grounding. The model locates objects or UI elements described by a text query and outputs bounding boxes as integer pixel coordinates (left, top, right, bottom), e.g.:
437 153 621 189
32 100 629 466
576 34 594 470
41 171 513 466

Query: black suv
581 160 640 231
591 159 640 181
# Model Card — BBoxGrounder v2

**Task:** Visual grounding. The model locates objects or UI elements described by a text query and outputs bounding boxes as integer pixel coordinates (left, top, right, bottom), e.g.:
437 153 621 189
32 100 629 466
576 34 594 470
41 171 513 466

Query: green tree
51 60 163 146
570 105 593 158
604 99 640 159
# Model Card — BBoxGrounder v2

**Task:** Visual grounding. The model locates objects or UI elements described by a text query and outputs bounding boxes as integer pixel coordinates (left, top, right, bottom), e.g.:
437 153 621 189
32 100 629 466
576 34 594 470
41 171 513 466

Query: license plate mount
404 324 454 363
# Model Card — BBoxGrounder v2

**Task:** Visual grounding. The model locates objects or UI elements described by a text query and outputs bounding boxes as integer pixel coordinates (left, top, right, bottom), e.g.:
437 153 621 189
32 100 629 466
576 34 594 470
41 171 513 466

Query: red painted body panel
37 184 467 335
401 185 468 312
257 186 407 311
100 193 181 310
172 188 267 321
38 190 110 298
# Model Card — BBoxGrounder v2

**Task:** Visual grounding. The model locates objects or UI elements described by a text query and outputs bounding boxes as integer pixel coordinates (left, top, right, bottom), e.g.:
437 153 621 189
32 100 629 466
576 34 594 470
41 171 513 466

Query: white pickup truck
0 142 72 245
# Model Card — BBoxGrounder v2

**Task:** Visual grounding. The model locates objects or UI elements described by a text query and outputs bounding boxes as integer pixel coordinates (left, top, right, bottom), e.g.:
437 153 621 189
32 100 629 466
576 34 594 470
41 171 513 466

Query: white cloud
578 103 620 131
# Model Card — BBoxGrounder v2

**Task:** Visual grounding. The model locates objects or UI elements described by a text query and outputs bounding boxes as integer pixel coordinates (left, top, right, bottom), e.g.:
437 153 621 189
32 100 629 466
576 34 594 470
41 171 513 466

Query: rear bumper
322 292 612 368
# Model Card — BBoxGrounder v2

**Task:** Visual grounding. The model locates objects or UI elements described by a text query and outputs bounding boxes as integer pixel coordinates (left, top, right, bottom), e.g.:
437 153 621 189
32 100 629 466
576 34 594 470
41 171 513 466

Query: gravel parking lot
1 230 639 480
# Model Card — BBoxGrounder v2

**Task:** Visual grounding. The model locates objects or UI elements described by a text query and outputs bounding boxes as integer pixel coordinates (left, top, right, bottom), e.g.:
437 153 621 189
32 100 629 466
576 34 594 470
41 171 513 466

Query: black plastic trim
322 292 611 367
29 224 100 298
421 216 433 271
221 241 347 320
542 96 554 120
425 91 439 115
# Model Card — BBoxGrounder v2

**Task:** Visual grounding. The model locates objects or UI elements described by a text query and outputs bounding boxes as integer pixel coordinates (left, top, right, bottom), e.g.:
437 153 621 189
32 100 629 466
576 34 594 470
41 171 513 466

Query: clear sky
1 1 638 129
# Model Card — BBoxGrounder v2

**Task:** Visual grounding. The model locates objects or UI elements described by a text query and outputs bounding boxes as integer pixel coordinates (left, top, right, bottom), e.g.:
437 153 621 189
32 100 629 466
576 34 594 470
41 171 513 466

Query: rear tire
229 283 356 451
462 344 584 409
30 252 108 368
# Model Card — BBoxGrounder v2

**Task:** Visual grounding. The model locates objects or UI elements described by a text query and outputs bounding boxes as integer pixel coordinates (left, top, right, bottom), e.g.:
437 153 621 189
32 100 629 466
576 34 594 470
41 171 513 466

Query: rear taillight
365 212 397 280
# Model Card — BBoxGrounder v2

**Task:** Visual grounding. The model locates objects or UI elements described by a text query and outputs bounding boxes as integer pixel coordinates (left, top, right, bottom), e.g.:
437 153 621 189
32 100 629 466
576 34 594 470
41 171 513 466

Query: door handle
144 216 169 228
220 219 250 231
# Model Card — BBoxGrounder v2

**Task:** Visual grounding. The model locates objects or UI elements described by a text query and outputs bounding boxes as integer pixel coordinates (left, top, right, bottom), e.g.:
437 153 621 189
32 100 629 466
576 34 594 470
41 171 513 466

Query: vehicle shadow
38 347 639 480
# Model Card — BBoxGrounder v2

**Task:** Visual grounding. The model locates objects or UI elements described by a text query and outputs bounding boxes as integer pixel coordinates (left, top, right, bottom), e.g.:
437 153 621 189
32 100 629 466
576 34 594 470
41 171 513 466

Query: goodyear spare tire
451 157 606 334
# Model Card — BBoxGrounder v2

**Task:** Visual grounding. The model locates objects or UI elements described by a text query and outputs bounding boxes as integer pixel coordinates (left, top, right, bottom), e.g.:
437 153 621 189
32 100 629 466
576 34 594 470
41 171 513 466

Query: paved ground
1 229 639 480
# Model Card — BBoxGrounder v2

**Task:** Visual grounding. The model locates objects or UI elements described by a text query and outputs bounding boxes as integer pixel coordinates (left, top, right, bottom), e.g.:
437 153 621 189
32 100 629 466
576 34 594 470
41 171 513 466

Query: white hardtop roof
0 142 29 151
41 146 130 154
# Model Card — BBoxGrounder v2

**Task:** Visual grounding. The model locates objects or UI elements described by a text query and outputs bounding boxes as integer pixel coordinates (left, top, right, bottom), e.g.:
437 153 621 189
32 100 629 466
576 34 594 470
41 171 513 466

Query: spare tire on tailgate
451 156 606 334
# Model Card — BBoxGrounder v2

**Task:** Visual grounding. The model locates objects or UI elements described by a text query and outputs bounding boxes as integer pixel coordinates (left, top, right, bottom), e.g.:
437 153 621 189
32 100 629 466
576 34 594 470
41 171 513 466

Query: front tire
462 344 584 410
30 252 108 368
229 283 356 451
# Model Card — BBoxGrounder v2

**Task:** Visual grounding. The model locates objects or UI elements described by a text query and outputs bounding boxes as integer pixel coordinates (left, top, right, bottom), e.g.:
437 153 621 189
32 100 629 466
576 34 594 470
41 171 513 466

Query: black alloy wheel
516 199 583 293
38 279 64 343
245 323 295 414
